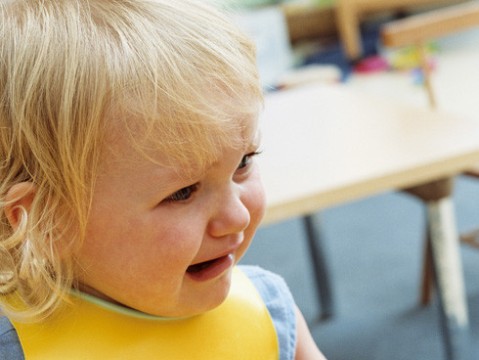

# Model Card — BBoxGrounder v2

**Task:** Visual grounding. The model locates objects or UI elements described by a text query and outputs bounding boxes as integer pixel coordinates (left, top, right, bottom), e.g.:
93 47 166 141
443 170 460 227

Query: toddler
0 0 326 359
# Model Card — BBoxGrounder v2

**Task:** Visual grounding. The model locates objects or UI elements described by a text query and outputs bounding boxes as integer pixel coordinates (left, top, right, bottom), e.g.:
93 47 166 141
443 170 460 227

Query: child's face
73 113 265 318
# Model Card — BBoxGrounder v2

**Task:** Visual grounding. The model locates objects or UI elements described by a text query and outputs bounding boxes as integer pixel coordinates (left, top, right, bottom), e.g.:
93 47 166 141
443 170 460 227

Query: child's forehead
100 103 260 177
98 60 263 176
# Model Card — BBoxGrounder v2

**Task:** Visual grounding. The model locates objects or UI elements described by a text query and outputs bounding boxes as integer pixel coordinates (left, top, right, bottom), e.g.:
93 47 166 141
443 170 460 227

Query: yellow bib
11 268 279 360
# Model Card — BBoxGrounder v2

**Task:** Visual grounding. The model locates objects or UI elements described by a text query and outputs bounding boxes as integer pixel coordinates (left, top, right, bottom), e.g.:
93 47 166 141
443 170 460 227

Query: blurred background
211 0 479 359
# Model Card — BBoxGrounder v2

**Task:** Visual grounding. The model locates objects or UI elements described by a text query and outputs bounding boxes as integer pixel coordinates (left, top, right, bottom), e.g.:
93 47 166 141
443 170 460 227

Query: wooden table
335 0 465 60
258 84 479 360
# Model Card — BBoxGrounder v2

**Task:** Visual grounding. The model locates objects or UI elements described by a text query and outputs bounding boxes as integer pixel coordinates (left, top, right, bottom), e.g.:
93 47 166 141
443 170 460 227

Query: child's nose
207 187 250 238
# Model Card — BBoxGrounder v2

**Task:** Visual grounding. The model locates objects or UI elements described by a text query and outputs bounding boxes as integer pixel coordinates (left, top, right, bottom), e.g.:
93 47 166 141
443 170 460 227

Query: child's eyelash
246 150 263 160
163 151 262 204
163 183 199 203
238 150 262 170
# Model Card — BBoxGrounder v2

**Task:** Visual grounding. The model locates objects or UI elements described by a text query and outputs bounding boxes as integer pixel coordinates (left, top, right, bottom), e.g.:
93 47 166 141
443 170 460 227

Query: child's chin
146 274 234 318
187 275 235 316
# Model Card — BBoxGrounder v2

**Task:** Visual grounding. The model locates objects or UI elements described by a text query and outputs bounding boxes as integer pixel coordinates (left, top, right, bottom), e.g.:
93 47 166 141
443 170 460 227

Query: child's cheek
244 170 266 233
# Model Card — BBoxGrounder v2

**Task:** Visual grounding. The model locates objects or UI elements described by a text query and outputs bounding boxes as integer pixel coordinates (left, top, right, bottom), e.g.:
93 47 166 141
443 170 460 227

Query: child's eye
238 151 261 170
164 184 198 203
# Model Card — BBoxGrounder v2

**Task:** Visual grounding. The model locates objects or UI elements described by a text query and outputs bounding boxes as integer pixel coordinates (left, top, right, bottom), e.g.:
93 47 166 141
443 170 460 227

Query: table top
259 84 479 225
339 0 462 12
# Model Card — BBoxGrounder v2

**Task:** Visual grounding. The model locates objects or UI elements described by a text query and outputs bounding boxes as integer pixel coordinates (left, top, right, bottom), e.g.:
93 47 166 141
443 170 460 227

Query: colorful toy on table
351 42 439 78
352 55 389 74
388 43 438 84
389 43 438 69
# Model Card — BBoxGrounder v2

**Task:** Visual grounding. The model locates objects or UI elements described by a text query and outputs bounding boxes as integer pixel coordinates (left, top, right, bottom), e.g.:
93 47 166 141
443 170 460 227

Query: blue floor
241 176 479 359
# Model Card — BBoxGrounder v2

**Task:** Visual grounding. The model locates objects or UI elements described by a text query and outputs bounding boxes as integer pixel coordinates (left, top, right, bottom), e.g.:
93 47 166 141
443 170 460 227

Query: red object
353 55 389 73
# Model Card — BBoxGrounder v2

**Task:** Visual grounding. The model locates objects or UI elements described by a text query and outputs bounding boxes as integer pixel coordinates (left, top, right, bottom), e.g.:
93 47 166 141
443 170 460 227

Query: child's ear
4 182 36 230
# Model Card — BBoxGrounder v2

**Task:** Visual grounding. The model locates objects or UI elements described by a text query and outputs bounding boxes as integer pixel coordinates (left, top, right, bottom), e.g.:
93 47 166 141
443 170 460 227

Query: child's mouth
186 254 234 281
187 258 219 273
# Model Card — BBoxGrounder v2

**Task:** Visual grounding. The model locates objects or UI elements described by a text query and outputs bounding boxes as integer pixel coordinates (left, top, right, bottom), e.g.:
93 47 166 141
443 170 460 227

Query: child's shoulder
0 316 24 359
0 315 14 336
239 265 293 302
238 265 297 360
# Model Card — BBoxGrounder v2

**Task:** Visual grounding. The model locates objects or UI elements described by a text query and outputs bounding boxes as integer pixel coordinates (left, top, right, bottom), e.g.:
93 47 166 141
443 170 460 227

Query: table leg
336 0 362 60
303 213 334 321
420 227 435 305
427 197 471 360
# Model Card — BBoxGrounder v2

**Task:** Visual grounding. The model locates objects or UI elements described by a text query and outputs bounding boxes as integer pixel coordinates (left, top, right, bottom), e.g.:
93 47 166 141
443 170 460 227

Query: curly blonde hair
0 0 261 322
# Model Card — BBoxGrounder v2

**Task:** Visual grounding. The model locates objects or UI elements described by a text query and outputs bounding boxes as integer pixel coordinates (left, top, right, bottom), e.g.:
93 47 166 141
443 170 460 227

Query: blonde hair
0 0 261 322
